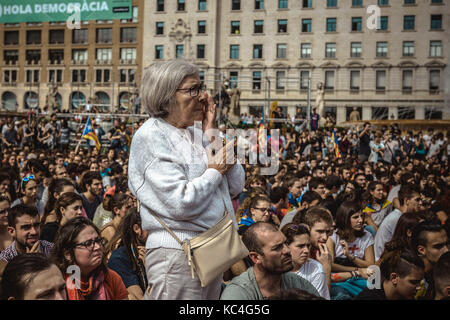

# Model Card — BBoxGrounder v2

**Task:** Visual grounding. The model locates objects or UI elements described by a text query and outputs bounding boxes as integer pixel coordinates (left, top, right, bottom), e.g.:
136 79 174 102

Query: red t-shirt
105 268 129 300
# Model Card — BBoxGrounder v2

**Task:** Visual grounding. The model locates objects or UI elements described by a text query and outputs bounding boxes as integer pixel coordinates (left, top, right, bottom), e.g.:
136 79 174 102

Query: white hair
140 59 199 118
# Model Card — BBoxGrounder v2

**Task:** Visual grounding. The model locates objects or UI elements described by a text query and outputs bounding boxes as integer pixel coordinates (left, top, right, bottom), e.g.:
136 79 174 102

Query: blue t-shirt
107 246 146 291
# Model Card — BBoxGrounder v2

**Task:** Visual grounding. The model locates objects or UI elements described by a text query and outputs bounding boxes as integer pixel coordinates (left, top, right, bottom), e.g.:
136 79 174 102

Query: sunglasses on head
20 175 35 190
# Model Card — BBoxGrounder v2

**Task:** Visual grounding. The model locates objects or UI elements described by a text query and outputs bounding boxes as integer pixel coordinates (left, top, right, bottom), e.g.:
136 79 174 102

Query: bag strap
136 199 183 246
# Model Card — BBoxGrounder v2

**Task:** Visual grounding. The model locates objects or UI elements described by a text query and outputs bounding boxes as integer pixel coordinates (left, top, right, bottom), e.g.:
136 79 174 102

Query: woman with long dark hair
41 178 76 226
107 208 149 300
326 201 375 299
51 216 128 300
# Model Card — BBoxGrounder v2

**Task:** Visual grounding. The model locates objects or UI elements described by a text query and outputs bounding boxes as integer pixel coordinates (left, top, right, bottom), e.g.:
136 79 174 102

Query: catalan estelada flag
82 117 101 151
332 128 341 158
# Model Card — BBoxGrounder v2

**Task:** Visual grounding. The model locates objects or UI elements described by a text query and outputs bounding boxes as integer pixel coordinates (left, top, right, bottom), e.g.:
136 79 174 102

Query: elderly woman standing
128 59 245 300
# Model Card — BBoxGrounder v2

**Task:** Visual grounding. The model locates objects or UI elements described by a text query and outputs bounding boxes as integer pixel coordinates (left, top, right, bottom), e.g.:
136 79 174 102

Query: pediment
223 62 243 70
371 61 392 69
295 62 315 69
424 60 446 68
320 62 340 69
345 61 365 69
398 61 419 68
194 62 210 69
248 62 266 69
271 62 290 69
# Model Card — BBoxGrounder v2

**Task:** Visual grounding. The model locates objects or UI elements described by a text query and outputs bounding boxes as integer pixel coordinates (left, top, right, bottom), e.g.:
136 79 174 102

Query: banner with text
0 0 132 23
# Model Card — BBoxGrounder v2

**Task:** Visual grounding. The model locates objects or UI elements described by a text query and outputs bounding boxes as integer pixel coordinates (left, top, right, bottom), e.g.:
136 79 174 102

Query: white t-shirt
331 230 374 260
387 185 401 202
295 259 330 300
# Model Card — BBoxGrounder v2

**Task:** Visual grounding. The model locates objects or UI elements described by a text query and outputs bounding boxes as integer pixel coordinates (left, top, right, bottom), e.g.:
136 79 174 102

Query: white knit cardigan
128 118 245 250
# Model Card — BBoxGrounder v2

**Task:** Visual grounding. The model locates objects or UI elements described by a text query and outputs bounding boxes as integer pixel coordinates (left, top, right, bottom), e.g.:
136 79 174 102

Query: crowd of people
0 60 448 301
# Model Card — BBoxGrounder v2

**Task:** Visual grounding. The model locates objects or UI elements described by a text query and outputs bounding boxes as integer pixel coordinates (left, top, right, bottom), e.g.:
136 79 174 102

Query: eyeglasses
74 237 106 250
176 84 207 97
253 207 271 213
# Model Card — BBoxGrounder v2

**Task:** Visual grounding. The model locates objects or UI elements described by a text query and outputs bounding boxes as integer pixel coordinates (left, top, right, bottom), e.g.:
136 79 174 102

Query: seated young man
433 251 450 300
220 222 320 300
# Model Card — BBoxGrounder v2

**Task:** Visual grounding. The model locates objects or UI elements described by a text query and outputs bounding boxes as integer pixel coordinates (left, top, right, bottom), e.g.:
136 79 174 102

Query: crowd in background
0 112 448 300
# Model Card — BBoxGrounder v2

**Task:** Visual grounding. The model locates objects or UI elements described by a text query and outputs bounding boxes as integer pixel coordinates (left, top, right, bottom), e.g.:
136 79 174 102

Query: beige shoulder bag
139 200 249 288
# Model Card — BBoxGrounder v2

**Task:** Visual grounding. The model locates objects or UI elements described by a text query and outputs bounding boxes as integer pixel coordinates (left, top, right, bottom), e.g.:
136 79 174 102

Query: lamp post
306 76 311 131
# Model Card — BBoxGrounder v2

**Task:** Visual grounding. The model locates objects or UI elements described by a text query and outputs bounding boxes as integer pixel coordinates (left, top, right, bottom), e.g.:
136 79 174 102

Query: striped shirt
0 240 54 262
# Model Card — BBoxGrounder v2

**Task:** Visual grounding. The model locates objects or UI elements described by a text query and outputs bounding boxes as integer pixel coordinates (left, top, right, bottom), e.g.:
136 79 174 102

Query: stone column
336 106 346 125
362 106 372 120
415 105 425 120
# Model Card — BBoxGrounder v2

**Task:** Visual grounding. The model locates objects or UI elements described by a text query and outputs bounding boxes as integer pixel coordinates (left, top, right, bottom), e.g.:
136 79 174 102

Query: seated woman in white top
326 201 376 299
281 223 330 299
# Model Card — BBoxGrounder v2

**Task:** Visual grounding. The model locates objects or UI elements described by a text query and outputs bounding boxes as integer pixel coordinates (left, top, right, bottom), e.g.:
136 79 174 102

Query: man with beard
221 222 320 300
80 171 103 220
0 204 53 262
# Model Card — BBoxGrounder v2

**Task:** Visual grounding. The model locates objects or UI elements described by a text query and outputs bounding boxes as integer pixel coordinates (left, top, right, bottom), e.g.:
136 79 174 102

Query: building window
4 50 18 64
302 19 312 32
96 28 112 43
197 44 205 59
4 70 17 83
49 30 64 44
72 29 88 44
230 45 240 59
351 42 362 57
301 43 312 58
72 49 88 62
326 18 337 32
431 0 443 3
157 0 164 11
254 20 264 33
276 71 286 89
404 0 415 4
26 70 40 83
378 16 388 30
350 70 360 90
303 0 313 8
156 22 164 35
96 69 111 83
26 50 41 64
324 71 335 89
279 0 288 9
403 15 415 30
230 71 239 88
430 41 442 57
96 48 112 61
278 20 288 33
352 17 362 31
231 21 240 34
402 70 413 92
300 70 310 89
253 44 263 59
253 71 262 90
327 0 337 7
325 43 336 58
48 69 63 83
232 0 241 10
425 107 442 120
403 41 414 57
378 0 388 5
4 31 19 45
120 48 136 61
49 49 64 64
376 70 386 90
277 44 287 59
352 0 363 6
155 45 163 59
26 30 41 45
429 70 440 92
397 107 415 119
255 0 264 10
431 15 442 30
198 21 206 33
71 69 86 83
177 0 185 11
376 42 388 57
198 0 207 11
199 71 205 83
176 45 184 59
121 27 136 43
